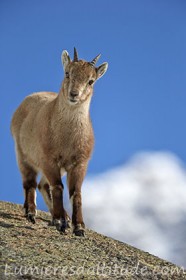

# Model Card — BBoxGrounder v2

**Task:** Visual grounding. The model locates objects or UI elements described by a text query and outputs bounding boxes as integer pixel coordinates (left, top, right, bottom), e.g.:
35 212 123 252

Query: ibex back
11 48 108 236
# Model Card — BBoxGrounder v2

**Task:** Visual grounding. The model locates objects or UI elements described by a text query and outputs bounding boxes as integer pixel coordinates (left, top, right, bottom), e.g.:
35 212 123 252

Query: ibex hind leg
38 175 71 229
38 176 53 216
19 162 37 224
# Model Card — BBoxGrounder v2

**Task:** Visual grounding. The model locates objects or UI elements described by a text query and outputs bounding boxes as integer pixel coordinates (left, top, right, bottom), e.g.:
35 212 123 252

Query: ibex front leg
67 163 87 236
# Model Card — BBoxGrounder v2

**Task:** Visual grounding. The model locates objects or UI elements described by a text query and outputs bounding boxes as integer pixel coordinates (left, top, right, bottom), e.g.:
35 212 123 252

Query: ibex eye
65 72 69 78
88 80 94 86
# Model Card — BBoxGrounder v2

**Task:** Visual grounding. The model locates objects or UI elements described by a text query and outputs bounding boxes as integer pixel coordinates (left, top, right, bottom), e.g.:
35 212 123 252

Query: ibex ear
61 50 71 71
96 62 108 80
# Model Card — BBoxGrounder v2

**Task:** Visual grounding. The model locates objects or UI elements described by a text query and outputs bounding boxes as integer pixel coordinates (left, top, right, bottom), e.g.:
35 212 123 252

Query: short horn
73 47 78 62
89 54 101 66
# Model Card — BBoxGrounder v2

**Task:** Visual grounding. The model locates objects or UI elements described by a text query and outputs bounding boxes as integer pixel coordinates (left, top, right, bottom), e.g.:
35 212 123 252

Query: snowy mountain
82 152 186 268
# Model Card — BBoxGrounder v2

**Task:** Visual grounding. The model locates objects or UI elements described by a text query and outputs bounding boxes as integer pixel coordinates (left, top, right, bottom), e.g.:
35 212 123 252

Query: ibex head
61 48 108 105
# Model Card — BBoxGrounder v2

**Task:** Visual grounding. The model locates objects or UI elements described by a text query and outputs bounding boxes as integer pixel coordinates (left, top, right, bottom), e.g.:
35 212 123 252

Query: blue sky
1 0 186 203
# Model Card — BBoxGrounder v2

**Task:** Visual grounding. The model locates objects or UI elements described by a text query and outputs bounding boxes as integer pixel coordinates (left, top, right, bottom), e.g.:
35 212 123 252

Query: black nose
70 91 79 98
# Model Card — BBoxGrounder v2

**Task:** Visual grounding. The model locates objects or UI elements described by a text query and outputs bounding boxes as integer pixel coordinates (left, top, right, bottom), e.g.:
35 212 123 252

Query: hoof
73 224 85 237
53 218 67 233
74 229 85 237
27 213 36 224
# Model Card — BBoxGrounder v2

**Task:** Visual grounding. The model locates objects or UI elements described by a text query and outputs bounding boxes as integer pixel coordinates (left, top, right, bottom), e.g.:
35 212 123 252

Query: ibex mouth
69 98 78 104
69 90 79 104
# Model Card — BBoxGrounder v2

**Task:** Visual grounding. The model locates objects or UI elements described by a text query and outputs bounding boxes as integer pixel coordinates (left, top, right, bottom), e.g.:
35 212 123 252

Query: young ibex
11 48 108 236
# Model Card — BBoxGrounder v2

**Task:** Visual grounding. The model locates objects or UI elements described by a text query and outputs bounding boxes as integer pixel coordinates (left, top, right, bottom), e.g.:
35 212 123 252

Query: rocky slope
0 201 185 280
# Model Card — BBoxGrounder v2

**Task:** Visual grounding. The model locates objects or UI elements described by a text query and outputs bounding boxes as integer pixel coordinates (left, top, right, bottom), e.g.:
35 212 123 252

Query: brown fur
11 49 108 236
